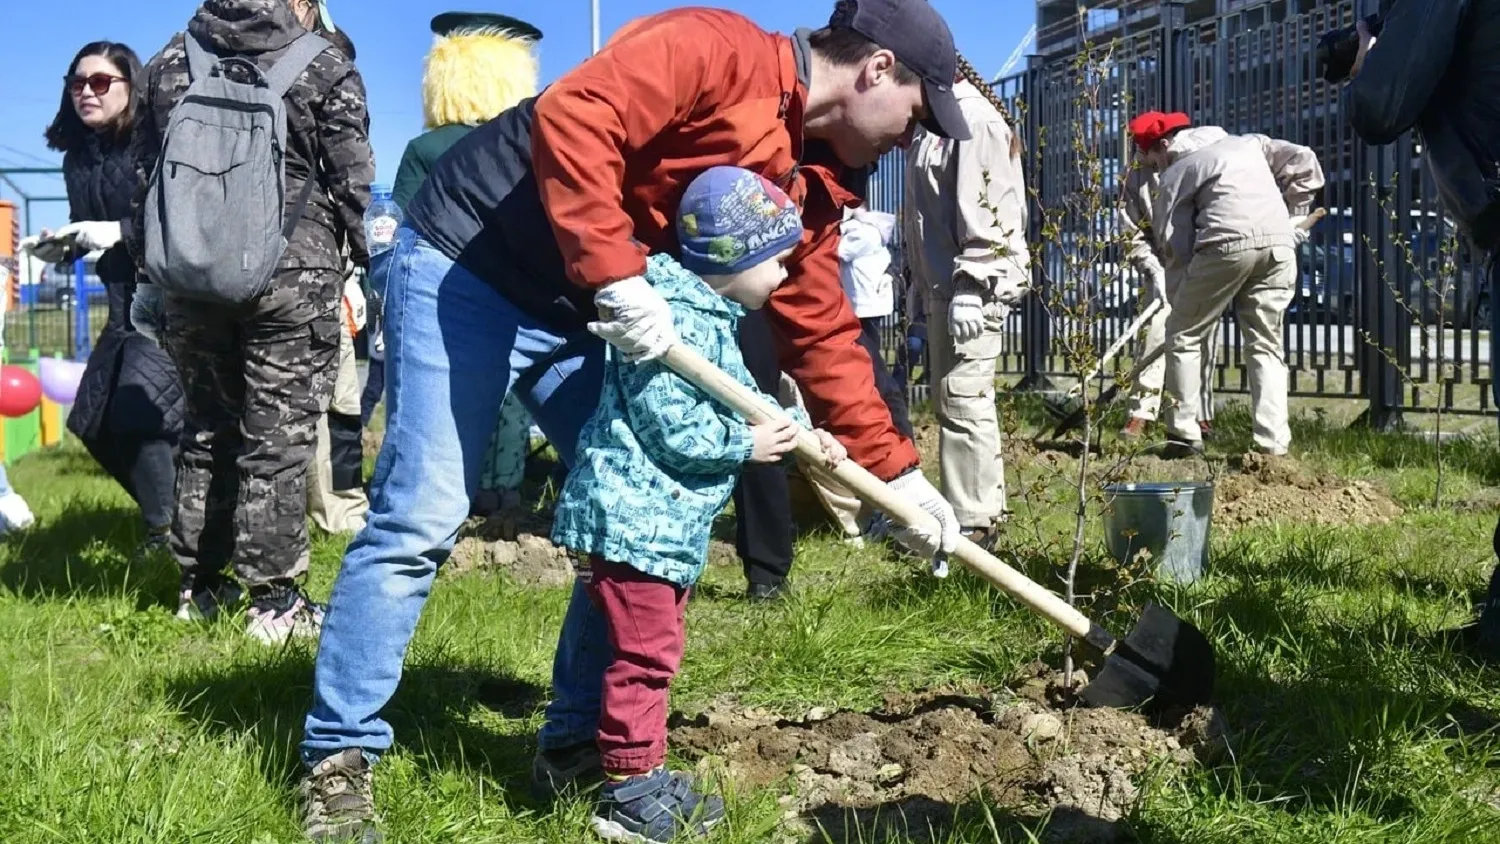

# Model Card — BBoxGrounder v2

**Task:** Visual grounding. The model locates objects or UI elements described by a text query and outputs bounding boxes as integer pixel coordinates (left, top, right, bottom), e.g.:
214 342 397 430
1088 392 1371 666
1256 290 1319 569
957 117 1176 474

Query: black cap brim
430 12 543 41
921 81 971 141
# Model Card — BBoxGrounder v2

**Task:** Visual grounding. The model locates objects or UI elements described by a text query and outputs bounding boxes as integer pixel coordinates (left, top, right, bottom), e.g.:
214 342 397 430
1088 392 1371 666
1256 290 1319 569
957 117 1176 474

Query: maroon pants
582 556 689 775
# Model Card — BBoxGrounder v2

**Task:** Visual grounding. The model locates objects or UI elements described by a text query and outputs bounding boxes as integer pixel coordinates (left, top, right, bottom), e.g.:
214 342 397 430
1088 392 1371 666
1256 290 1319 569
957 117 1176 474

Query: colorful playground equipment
0 199 89 463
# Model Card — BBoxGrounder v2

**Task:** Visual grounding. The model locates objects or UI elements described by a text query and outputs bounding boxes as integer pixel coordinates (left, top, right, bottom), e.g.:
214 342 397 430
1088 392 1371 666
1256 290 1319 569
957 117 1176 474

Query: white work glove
53 220 122 253
887 469 961 567
18 235 70 265
948 293 986 344
589 275 679 363
1288 216 1311 246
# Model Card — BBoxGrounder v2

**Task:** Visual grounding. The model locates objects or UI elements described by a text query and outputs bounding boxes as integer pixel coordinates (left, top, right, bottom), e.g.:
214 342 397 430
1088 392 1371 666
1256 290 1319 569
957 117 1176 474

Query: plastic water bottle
364 184 402 257
364 184 402 300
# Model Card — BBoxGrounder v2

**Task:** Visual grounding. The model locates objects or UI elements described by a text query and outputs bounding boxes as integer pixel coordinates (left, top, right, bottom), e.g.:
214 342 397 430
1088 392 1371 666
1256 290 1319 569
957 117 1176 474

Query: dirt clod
443 506 574 587
670 683 1229 842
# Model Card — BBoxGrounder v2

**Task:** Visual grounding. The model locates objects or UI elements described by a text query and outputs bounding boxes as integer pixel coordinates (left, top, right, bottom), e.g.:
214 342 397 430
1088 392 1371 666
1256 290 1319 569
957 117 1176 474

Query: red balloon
0 366 42 418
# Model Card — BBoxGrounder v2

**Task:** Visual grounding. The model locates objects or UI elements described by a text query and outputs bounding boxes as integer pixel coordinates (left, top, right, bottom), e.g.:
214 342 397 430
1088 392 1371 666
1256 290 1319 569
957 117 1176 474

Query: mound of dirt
1211 453 1402 530
669 674 1228 843
1001 442 1403 533
444 507 574 587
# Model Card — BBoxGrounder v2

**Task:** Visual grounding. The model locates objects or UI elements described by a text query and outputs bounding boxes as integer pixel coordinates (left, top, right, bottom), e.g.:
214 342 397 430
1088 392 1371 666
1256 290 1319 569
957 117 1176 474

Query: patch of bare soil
1209 453 1402 530
361 428 383 460
997 437 1403 532
670 669 1228 843
445 505 574 587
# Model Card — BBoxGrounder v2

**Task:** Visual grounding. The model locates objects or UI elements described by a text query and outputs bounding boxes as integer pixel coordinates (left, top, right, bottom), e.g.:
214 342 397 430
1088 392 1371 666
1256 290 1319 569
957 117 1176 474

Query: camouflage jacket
126 0 374 274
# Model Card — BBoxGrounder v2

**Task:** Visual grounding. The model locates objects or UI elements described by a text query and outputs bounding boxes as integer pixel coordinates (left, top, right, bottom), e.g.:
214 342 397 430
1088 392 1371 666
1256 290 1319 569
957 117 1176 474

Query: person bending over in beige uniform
1118 163 1220 442
1129 111 1323 457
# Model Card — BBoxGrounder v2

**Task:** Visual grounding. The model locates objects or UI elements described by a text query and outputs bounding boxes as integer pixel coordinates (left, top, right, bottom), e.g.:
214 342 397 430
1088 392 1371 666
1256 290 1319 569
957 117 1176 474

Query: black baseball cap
843 0 970 141
430 12 543 41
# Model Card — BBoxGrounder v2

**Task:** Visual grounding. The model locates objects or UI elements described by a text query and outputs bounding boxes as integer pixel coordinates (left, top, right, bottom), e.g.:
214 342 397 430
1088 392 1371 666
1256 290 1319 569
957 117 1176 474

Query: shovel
653 343 1216 713
1043 296 1164 421
1050 208 1328 440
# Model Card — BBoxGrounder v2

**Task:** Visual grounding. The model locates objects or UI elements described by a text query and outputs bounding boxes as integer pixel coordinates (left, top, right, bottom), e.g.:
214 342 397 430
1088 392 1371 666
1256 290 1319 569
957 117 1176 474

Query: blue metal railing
72 256 106 360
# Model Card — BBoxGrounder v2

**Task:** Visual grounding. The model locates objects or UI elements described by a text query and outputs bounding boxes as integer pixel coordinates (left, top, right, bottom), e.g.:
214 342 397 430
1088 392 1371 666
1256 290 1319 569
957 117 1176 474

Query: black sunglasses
66 73 128 97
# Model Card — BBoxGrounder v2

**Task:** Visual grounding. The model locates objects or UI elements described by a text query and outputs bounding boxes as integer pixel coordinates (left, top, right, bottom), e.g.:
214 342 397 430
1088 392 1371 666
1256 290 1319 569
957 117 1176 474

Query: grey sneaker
531 740 604 800
175 573 244 622
301 749 382 843
246 585 325 644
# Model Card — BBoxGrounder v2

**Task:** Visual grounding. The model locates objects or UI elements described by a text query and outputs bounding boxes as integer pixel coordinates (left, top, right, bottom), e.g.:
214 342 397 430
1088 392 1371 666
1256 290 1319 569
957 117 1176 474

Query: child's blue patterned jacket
550 254 808 587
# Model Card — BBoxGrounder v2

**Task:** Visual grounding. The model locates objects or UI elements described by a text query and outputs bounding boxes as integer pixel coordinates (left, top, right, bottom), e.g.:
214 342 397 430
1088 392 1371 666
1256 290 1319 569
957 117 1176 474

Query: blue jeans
301 226 613 763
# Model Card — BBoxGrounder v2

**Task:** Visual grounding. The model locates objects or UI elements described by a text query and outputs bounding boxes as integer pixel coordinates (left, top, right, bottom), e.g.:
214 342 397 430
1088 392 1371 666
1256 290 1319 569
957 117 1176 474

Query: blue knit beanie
676 166 803 276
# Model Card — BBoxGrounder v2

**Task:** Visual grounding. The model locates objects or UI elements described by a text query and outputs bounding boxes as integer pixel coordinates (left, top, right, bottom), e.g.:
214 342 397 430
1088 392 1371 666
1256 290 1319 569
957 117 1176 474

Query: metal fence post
1017 65 1054 393
1159 1 1186 111
72 257 90 361
1353 138 1405 430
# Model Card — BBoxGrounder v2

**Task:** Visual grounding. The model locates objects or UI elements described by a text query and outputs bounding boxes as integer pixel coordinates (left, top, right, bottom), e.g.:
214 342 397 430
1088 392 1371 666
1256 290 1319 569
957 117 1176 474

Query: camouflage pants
162 268 341 587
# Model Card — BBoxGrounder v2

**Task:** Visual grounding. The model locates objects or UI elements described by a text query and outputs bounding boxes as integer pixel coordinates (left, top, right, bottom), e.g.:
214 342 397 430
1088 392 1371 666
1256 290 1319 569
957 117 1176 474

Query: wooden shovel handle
658 344 1107 645
1065 297 1165 400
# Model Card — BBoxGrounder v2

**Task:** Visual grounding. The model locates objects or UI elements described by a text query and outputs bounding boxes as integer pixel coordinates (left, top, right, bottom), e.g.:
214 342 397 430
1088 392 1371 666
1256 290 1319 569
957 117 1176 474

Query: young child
546 166 846 843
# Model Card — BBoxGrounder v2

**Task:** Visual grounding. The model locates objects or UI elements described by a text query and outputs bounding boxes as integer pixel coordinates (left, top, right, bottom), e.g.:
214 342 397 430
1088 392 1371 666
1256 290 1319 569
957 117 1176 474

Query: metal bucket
1101 481 1215 585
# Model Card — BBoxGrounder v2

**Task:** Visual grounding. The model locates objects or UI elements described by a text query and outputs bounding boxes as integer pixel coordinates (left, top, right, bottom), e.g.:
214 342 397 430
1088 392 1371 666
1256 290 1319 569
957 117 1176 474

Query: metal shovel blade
1079 602 1216 712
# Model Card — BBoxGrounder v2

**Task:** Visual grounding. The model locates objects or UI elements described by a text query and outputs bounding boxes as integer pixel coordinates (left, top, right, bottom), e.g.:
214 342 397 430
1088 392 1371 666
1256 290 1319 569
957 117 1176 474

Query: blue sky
0 0 1031 235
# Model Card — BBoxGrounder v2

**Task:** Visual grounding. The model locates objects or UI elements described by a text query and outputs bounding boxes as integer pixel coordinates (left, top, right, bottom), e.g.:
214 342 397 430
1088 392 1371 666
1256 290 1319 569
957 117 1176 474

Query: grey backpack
142 32 330 305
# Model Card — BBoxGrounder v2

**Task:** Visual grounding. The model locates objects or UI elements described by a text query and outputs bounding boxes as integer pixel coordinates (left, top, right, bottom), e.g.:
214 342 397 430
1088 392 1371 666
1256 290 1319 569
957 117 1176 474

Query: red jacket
530 8 919 480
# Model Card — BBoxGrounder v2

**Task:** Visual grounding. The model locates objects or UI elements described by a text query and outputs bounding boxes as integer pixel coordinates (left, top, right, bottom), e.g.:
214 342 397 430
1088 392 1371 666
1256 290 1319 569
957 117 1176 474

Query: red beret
1128 111 1192 151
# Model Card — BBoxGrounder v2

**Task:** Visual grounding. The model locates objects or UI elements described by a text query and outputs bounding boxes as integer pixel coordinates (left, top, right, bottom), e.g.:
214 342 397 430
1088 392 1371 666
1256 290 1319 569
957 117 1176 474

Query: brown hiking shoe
1119 417 1150 440
302 749 382 843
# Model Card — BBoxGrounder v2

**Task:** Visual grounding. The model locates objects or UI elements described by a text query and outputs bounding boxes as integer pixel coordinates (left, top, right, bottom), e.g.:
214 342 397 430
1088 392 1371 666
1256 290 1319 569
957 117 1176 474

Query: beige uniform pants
1164 246 1297 453
777 373 865 537
1128 278 1219 423
927 295 1007 528
308 328 369 534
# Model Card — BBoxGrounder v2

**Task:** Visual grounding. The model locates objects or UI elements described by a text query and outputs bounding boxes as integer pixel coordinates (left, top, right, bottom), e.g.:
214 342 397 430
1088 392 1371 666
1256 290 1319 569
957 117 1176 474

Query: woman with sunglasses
38 41 184 569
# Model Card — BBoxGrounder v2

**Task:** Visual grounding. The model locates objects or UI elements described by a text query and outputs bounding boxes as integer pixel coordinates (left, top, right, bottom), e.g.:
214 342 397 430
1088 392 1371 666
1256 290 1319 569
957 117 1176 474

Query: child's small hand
750 417 798 463
813 429 846 469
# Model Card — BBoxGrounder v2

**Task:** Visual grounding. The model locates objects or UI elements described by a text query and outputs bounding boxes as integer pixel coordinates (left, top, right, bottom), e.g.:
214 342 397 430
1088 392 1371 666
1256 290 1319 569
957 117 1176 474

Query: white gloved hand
18 235 70 265
887 469 961 564
1288 221 1310 246
54 220 122 253
589 275 679 363
948 293 986 344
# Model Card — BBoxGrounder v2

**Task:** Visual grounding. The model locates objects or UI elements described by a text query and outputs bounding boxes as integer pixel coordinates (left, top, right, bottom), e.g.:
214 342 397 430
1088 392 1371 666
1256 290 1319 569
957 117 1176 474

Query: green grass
2 405 1499 843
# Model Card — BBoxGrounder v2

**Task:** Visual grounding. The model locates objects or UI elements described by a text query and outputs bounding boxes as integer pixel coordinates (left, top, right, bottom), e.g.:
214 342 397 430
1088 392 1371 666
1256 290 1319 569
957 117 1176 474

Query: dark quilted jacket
63 133 137 300
63 129 183 471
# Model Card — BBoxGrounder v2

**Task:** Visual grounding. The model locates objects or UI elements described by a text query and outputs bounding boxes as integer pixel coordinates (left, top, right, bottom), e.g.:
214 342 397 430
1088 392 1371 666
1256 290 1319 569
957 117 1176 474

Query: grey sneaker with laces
301 748 382 844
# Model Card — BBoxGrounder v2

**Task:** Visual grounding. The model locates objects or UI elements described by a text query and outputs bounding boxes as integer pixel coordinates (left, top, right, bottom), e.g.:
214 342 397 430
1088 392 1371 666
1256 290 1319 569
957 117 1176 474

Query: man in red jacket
300 2 969 840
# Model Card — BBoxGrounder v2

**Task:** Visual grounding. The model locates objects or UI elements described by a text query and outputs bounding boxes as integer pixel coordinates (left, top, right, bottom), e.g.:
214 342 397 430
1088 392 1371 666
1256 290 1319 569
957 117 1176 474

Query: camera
1317 14 1383 83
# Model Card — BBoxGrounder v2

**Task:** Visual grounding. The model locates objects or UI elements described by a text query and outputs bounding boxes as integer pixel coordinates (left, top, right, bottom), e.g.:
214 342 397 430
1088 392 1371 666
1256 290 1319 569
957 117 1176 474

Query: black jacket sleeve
1345 0 1467 145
